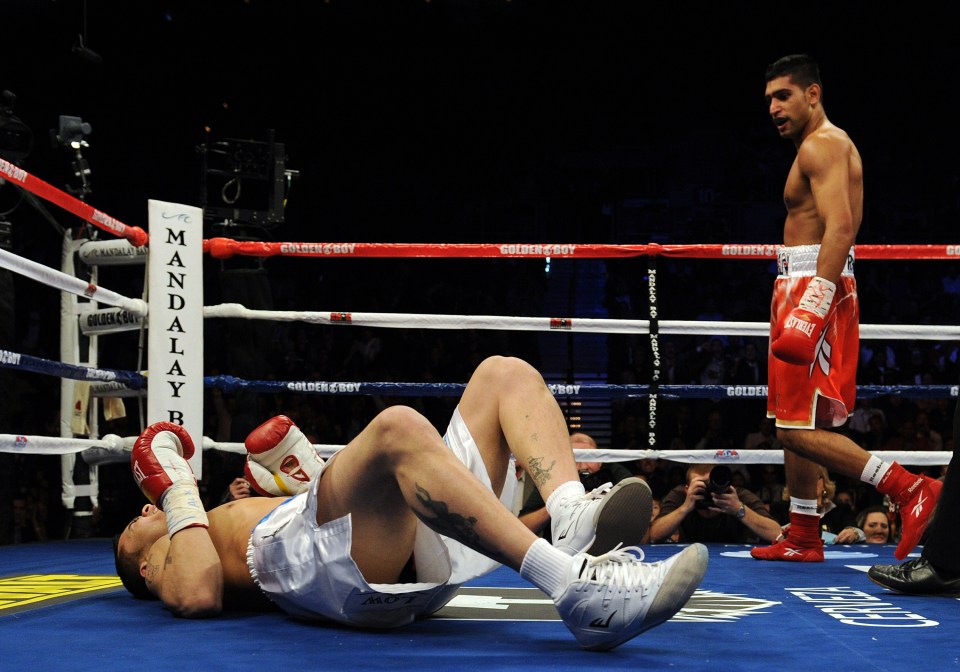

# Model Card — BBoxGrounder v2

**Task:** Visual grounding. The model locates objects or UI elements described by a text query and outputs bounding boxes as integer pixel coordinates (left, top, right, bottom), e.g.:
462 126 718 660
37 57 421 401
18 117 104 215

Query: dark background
4 0 958 245
2 1 960 540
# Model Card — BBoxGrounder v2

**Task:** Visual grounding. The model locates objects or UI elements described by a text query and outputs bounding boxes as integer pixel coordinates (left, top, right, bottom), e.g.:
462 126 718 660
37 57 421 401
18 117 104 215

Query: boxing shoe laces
894 474 942 561
555 543 708 651
552 477 653 556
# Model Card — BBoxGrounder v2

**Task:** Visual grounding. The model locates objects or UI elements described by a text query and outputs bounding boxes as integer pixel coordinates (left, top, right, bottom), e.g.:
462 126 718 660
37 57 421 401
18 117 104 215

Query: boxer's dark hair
765 54 821 90
113 532 155 600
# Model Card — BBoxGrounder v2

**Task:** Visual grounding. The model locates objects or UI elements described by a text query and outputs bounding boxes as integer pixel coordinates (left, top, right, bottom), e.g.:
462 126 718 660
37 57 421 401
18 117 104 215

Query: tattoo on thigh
525 456 556 488
412 483 507 565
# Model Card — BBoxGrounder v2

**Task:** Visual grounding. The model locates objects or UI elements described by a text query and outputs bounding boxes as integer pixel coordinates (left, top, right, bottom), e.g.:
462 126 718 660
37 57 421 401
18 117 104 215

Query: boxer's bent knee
472 355 542 389
369 406 445 456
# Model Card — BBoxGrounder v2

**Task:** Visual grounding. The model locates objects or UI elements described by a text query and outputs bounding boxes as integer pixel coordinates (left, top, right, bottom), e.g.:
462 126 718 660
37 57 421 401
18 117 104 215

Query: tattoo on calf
412 483 507 564
525 456 556 488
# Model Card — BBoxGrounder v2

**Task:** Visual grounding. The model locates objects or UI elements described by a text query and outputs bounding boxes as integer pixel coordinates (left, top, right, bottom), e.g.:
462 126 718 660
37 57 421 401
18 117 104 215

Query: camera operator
650 463 782 544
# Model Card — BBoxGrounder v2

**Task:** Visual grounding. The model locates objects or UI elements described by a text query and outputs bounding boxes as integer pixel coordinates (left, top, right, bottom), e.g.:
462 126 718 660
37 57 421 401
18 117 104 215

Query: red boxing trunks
767 244 858 429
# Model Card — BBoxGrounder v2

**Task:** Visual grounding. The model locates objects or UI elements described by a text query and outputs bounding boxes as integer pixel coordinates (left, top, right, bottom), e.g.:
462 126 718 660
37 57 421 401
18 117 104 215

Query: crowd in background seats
0 253 955 544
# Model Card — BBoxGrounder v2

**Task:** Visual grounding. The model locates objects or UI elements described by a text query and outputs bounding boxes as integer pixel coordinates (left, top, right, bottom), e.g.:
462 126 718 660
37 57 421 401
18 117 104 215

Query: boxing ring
1 158 959 669
3 540 958 671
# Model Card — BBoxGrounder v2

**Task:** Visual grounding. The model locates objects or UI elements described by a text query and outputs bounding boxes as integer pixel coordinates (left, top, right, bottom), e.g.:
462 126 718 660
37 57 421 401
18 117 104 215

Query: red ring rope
7 156 952 261
204 237 960 260
0 158 147 246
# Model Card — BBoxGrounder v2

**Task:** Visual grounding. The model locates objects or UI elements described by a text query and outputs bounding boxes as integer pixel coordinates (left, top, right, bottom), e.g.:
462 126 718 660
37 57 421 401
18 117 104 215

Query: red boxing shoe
893 474 942 561
751 537 824 562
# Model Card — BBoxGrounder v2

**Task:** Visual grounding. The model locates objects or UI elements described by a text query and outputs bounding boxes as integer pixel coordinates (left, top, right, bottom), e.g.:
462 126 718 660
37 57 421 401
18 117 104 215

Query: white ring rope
0 246 148 316
0 433 949 468
204 303 960 340
3 239 955 474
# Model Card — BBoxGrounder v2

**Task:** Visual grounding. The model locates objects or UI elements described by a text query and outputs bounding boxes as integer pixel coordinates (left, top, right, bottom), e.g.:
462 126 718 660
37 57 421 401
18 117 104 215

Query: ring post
147 201 204 476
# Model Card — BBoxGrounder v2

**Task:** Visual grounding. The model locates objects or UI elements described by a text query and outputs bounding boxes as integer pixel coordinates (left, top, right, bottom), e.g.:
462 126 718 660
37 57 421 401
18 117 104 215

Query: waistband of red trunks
777 244 855 277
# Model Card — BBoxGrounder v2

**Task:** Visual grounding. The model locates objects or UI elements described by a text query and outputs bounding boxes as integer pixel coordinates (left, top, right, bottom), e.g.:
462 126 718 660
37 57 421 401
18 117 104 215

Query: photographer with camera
650 463 782 544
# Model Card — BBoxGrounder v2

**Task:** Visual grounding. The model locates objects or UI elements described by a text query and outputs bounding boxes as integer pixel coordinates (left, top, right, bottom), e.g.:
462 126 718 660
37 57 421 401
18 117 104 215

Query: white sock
519 538 576 600
860 455 891 486
545 480 586 519
789 497 818 516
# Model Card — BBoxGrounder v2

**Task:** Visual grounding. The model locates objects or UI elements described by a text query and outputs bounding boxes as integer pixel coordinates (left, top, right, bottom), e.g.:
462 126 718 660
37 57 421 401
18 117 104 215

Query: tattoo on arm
412 483 508 565
525 456 556 489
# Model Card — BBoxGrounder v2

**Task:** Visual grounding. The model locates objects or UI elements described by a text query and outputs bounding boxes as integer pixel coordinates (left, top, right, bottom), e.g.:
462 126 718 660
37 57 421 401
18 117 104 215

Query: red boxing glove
244 415 324 497
771 276 836 365
131 422 208 535
132 422 197 504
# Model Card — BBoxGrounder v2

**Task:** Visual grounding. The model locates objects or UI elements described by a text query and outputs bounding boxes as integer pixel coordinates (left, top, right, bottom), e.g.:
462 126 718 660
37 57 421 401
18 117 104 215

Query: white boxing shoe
554 543 708 651
551 477 653 556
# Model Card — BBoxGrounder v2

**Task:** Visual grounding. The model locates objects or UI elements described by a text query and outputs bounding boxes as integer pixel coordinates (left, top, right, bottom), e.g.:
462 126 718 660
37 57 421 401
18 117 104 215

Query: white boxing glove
244 415 324 497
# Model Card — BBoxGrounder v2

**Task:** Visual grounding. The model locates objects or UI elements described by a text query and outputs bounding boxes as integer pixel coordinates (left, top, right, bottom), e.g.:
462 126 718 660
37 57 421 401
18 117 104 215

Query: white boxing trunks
246 406 518 628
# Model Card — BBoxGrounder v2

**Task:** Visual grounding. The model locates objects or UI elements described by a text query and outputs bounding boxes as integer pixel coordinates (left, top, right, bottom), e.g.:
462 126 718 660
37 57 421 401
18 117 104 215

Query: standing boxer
750 54 940 563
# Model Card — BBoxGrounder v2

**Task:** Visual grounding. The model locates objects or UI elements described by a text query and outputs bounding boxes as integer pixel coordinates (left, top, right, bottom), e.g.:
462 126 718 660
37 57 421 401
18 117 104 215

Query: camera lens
695 465 734 509
708 465 732 492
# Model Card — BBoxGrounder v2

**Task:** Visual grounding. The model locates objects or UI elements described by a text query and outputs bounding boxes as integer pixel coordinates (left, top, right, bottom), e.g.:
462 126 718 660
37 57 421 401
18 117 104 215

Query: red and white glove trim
244 415 324 497
160 482 209 536
131 422 207 536
797 276 836 319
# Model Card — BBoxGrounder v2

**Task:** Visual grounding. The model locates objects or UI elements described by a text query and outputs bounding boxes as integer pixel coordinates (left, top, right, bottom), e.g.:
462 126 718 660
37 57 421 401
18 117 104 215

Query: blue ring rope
2 349 955 399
